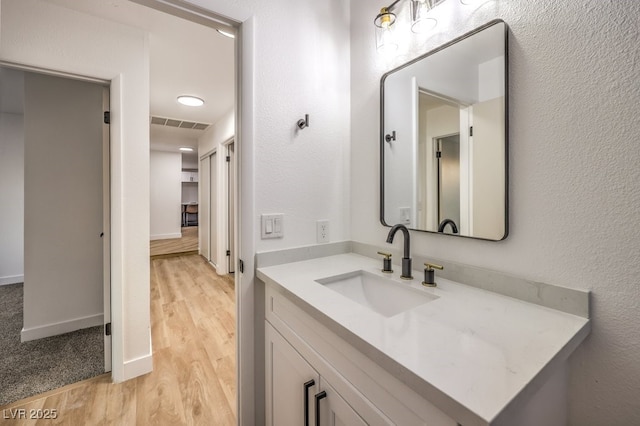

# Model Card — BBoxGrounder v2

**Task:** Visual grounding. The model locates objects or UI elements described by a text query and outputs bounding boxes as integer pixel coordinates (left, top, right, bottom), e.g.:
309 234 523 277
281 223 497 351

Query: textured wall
224 0 352 252
0 112 24 285
351 0 640 424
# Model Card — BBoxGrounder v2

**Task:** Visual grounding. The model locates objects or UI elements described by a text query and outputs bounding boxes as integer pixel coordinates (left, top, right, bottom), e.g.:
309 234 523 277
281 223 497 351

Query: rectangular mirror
381 20 508 240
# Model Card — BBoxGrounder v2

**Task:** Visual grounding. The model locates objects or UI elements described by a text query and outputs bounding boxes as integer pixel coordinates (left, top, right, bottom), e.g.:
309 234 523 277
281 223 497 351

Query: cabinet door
316 378 367 426
266 323 319 426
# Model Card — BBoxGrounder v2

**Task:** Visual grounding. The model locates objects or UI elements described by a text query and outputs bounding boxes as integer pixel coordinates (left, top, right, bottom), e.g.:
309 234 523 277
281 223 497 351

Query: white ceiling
44 0 235 150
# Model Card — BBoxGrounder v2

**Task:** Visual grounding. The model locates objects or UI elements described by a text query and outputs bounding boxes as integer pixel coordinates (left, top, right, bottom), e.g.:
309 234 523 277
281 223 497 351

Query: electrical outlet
316 220 329 243
399 207 411 224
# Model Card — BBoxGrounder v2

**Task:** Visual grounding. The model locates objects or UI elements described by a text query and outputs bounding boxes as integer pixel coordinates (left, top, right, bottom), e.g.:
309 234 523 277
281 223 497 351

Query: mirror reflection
381 20 508 240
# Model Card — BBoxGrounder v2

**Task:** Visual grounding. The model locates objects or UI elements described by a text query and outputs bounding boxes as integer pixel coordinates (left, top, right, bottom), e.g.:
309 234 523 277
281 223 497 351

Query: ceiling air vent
150 115 210 131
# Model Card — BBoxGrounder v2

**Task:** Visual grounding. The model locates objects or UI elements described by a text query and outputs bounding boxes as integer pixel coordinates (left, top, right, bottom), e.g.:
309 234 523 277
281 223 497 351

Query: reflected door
437 134 460 231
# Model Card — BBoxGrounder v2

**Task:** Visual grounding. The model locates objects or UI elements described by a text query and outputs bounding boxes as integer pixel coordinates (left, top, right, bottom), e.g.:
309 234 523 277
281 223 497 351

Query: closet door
227 142 236 273
199 157 210 261
209 152 218 265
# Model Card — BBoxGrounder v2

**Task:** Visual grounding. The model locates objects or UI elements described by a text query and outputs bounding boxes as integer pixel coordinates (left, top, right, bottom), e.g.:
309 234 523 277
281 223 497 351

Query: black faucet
386 224 413 279
438 218 459 234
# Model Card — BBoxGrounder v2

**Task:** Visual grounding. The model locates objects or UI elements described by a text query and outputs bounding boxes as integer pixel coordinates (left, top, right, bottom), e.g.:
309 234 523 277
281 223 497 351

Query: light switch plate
261 214 284 239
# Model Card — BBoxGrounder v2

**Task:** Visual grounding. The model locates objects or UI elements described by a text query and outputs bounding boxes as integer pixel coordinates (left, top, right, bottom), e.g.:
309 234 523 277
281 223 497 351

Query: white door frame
102 86 112 372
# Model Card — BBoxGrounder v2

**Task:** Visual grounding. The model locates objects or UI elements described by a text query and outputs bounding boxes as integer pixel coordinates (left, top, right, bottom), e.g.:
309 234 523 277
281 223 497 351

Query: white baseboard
123 350 153 380
0 274 24 286
21 313 103 342
150 232 182 241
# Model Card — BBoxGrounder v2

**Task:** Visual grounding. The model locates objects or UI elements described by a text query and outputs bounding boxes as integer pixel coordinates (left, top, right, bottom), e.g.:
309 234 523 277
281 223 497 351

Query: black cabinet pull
315 390 327 426
303 380 315 426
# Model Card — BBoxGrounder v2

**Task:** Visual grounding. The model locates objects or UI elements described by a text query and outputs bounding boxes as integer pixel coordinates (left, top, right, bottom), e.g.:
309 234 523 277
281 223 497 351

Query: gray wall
0 68 25 286
22 72 104 340
350 1 640 424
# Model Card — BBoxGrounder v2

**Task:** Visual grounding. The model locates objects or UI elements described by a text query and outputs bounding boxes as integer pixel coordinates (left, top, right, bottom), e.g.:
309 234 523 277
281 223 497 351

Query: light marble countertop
257 252 591 425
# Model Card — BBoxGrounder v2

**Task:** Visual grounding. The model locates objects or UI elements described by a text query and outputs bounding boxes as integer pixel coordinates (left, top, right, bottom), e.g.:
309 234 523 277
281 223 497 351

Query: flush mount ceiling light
217 28 235 39
179 147 194 152
177 95 205 107
375 0 444 52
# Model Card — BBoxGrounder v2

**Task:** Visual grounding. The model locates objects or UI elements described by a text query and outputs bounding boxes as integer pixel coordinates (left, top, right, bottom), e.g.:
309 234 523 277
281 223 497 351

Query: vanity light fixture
177 95 205 107
216 28 235 39
374 3 399 52
375 0 444 51
179 147 194 152
410 0 437 33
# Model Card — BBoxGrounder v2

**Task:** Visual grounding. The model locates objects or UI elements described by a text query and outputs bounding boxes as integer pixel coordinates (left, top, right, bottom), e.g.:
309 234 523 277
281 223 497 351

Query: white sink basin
315 270 438 317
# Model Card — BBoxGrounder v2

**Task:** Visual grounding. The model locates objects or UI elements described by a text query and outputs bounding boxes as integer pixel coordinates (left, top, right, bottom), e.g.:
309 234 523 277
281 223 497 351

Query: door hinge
239 259 244 273
469 126 473 136
104 111 110 124
226 250 231 256
226 156 231 162
105 322 111 336
436 151 442 158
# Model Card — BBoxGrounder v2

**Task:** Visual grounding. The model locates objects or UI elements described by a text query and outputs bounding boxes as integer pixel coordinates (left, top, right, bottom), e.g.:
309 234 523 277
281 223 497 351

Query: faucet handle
422 262 443 287
377 251 393 273
424 262 443 271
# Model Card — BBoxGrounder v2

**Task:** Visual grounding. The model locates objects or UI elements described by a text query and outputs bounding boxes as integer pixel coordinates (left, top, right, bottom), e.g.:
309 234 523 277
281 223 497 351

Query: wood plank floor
0 255 236 425
150 227 199 257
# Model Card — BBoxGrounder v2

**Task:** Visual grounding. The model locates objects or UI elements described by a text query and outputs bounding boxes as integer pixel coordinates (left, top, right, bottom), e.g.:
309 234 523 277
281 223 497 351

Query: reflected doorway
436 134 461 233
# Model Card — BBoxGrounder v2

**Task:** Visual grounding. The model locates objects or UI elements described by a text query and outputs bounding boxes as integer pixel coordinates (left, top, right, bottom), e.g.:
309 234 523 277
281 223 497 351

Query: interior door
227 142 236 273
23 72 105 351
199 157 210 261
209 152 218 265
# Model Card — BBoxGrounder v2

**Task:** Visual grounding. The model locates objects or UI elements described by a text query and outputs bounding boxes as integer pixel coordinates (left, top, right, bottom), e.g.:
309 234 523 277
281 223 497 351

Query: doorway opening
0 66 110 405
435 134 461 233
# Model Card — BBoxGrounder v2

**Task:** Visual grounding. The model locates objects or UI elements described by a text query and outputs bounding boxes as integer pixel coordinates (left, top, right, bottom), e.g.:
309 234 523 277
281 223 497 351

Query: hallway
0 255 236 425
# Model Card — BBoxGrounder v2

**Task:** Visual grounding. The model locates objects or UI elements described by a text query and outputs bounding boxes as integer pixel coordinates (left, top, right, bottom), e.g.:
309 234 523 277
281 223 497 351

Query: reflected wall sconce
374 0 445 52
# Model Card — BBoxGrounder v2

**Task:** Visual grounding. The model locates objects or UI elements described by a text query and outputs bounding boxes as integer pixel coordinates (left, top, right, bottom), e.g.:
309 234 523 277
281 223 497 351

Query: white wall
1 0 152 381
181 183 198 204
0 112 24 286
150 150 181 240
351 0 640 424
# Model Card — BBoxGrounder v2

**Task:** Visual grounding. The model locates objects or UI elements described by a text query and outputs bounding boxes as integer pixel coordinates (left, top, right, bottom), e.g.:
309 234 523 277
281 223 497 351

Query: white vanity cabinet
265 284 458 426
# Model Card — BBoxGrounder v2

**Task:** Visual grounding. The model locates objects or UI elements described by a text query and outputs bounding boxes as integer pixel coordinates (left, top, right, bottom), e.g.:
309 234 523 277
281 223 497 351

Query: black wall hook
297 114 310 130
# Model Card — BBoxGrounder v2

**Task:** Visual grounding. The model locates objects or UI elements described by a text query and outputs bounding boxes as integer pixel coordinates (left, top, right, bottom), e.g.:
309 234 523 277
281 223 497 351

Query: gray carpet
0 283 104 406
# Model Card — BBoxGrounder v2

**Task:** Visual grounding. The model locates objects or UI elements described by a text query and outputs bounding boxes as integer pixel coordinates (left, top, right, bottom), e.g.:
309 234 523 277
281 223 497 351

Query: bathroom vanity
257 249 590 426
